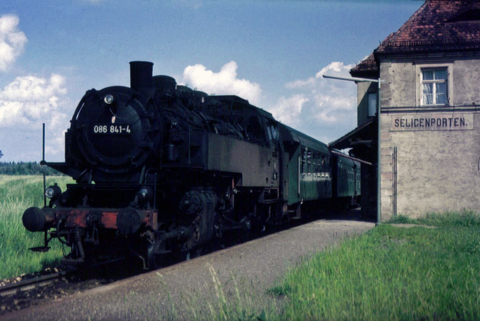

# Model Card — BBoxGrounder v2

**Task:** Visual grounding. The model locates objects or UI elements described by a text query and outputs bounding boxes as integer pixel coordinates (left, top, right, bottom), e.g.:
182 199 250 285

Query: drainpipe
377 77 381 225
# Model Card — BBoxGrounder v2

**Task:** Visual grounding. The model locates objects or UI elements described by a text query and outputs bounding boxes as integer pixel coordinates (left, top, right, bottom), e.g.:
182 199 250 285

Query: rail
0 271 67 298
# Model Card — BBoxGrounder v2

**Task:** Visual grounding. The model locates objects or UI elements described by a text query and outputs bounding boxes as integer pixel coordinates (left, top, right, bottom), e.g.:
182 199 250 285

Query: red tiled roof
351 0 480 77
350 53 378 78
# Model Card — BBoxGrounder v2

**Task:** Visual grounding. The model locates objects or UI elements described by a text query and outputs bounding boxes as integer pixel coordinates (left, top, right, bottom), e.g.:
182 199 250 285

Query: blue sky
0 0 421 162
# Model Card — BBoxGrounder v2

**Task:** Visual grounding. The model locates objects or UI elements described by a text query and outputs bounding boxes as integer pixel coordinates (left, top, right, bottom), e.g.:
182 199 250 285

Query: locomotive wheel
147 240 169 270
186 247 203 261
173 246 203 262
147 244 159 269
250 203 271 235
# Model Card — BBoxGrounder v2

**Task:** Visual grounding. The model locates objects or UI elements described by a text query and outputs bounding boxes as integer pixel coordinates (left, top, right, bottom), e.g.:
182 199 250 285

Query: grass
156 265 277 321
197 264 273 321
266 212 480 320
389 211 480 227
0 175 74 279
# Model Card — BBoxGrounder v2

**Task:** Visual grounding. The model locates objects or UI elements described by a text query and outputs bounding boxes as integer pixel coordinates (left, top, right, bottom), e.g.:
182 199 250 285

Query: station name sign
390 113 473 131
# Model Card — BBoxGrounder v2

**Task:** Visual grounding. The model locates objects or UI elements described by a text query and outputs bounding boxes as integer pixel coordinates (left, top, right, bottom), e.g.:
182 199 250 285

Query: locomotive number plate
93 125 131 134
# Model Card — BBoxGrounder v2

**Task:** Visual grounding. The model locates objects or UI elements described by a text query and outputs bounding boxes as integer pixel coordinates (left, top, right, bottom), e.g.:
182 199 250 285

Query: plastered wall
377 57 480 220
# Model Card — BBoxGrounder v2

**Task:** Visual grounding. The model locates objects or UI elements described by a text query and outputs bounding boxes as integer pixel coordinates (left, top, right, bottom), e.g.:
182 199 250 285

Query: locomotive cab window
247 116 266 145
266 122 280 149
270 124 279 141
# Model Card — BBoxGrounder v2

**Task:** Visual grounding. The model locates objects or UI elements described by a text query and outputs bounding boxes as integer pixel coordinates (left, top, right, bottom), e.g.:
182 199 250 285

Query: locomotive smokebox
130 61 154 94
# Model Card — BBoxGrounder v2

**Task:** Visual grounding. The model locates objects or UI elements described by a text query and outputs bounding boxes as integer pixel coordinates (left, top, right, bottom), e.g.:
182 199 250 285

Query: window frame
421 68 448 106
416 63 453 107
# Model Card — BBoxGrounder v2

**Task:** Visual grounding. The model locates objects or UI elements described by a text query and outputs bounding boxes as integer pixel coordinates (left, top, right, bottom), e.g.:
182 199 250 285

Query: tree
0 162 65 176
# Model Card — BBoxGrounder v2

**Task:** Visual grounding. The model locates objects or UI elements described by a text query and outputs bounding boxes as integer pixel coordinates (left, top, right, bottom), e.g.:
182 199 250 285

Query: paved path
3 219 374 321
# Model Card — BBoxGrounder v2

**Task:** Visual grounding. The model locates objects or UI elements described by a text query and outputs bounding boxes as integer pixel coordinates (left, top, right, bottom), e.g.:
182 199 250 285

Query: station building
330 0 480 220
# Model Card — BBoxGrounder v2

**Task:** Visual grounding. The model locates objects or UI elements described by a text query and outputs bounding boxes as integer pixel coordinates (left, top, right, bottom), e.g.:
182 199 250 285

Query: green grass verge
388 211 480 227
0 175 74 279
268 212 480 320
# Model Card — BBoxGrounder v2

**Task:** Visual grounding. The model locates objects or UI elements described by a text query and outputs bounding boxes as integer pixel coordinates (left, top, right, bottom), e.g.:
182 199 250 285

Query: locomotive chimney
130 61 154 94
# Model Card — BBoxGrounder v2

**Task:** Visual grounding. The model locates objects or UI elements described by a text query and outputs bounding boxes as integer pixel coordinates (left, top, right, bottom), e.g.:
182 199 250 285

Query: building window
367 92 377 117
422 68 448 105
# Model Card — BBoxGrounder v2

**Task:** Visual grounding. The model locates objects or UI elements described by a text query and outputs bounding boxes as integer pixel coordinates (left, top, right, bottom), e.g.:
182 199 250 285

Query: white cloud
0 74 68 129
285 77 316 90
266 94 309 126
267 61 357 129
0 74 70 159
180 60 357 144
182 61 262 105
311 94 356 123
314 61 352 78
0 14 27 72
0 15 69 160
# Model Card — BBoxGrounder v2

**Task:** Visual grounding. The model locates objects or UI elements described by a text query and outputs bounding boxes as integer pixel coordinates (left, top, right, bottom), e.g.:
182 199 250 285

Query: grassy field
0 175 73 279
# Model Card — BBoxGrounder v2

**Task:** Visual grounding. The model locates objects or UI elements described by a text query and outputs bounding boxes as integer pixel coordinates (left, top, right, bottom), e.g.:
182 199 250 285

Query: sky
0 0 422 162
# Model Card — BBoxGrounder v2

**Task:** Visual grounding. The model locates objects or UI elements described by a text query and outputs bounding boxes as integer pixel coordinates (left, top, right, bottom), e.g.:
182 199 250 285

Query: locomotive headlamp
45 188 55 199
104 94 115 105
45 183 62 200
137 187 153 201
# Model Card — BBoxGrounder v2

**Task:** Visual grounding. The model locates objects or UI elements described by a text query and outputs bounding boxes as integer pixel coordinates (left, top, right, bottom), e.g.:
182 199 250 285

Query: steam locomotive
22 61 360 269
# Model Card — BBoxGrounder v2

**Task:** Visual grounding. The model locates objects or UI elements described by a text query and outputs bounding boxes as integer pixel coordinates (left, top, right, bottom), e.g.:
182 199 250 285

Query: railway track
0 271 67 298
0 247 219 315
0 227 266 315
0 270 80 314
0 264 128 315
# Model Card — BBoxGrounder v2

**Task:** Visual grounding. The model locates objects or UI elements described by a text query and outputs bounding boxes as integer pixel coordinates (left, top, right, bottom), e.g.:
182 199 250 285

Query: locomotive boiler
23 61 360 269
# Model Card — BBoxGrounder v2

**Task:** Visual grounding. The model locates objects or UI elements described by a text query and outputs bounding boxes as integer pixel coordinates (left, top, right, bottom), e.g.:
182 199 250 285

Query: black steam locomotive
23 61 360 269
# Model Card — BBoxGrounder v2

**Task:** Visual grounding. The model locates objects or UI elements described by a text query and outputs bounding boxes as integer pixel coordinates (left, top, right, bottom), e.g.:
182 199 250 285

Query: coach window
303 149 310 173
326 157 330 178
322 157 326 178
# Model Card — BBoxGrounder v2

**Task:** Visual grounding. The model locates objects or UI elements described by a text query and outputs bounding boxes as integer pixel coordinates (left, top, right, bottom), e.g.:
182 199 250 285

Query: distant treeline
0 162 65 176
